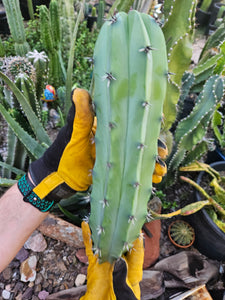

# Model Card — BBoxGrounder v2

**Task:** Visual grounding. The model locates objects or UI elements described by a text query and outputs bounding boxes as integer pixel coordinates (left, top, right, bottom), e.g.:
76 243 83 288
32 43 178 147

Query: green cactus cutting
89 11 168 263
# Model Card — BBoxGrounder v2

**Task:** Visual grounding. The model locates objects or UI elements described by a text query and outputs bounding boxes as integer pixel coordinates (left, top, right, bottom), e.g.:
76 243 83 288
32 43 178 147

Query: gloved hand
152 139 168 184
80 221 144 300
80 140 167 299
18 88 96 212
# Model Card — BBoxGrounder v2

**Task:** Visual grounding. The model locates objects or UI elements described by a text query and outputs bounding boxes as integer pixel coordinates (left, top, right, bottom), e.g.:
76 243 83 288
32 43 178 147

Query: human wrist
17 174 55 212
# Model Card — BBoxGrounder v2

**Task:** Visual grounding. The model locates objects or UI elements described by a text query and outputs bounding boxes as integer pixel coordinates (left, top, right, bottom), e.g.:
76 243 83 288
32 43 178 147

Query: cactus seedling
89 11 168 263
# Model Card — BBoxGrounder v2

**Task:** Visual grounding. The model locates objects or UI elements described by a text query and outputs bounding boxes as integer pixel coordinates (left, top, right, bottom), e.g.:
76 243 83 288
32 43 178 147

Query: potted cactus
196 0 212 27
180 161 225 260
168 219 195 248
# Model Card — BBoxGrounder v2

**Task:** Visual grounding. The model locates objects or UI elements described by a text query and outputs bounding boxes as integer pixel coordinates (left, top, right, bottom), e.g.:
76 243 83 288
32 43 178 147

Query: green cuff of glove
18 174 54 212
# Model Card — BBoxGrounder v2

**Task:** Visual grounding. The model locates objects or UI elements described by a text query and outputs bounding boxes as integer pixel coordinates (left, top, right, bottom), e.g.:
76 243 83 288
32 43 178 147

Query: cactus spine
90 11 168 262
2 0 30 56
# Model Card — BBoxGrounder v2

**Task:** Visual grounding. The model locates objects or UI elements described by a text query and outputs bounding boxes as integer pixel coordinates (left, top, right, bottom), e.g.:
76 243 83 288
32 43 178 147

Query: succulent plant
168 220 195 248
166 75 225 185
26 50 49 101
162 0 197 131
89 10 168 263
4 56 36 83
180 161 225 233
2 0 30 56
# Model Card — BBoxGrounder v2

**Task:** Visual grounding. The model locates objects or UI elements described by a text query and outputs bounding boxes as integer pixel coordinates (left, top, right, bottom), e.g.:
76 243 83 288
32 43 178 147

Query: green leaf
0 161 25 175
0 72 51 146
57 203 82 225
0 103 46 160
0 177 17 187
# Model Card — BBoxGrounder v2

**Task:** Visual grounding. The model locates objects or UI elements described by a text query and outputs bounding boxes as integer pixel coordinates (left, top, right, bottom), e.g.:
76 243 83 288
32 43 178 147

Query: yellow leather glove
152 139 168 184
114 234 144 299
80 222 144 300
18 88 96 212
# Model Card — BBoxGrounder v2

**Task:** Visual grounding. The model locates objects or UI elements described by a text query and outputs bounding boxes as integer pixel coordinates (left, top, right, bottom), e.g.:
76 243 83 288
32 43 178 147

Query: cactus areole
89 11 168 263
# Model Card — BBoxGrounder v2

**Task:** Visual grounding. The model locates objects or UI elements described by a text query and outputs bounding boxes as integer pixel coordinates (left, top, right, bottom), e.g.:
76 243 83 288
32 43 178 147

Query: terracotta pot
142 219 161 269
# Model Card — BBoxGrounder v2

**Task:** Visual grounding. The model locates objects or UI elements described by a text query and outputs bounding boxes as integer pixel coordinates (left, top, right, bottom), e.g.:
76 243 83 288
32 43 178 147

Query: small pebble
20 255 37 282
5 284 11 291
75 274 86 287
75 249 88 264
35 273 43 285
2 289 10 300
22 287 34 300
2 267 12 280
15 293 22 300
38 290 49 300
24 231 47 252
15 247 29 263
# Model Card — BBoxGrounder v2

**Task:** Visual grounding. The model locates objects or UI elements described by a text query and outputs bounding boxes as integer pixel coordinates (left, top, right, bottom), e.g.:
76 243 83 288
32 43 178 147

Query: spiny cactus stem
149 199 211 219
180 175 210 199
149 208 182 219
208 198 225 217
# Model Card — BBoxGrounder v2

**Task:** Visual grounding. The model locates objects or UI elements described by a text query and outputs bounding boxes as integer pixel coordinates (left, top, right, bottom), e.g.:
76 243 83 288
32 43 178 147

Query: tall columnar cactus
0 37 5 57
109 0 134 14
15 73 42 123
2 0 30 56
39 1 62 87
26 50 49 102
89 11 168 263
97 0 105 29
162 0 197 131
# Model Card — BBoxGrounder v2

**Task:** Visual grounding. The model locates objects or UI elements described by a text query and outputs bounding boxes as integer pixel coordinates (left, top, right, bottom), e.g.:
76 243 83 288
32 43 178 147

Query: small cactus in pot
168 219 195 248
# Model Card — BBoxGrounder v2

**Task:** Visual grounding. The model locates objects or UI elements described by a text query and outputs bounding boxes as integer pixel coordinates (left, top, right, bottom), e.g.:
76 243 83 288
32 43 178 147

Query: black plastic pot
196 8 211 27
209 3 225 25
186 161 225 261
86 16 97 31
19 0 50 20
206 3 225 34
0 9 9 34
206 147 225 164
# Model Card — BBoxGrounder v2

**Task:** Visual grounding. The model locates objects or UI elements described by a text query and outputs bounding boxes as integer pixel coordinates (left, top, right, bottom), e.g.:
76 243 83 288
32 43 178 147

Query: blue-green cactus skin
89 11 168 263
